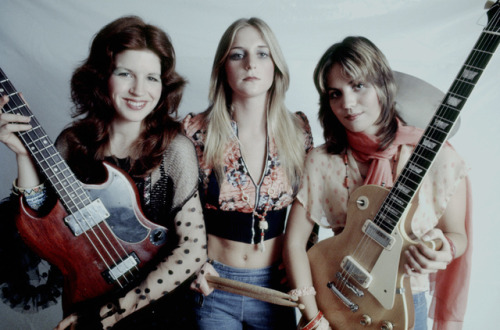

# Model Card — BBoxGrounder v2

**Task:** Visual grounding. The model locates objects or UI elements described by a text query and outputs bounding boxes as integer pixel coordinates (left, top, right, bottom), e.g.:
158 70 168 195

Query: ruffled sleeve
294 111 314 154
296 146 350 230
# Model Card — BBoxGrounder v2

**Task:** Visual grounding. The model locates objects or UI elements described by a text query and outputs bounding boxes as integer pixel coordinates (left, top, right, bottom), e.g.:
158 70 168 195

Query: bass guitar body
308 185 415 330
15 162 168 311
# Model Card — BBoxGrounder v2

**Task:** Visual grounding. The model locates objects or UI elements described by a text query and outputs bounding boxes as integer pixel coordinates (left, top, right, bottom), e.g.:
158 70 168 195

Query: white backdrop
1 0 499 329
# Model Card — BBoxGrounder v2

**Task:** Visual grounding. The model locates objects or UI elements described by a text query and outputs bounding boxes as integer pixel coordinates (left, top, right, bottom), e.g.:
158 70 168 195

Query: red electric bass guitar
0 68 168 312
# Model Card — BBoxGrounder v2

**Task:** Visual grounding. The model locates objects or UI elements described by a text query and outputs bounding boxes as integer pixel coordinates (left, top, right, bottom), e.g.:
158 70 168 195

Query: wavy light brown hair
313 36 399 154
62 15 185 179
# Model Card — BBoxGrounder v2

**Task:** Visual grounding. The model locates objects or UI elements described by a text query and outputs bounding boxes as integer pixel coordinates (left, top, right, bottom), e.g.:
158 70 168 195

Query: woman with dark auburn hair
0 16 206 329
284 36 471 330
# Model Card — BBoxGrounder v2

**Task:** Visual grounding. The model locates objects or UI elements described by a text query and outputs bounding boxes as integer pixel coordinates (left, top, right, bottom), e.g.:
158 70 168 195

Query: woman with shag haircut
315 36 399 155
284 36 471 330
1 16 206 330
183 17 313 329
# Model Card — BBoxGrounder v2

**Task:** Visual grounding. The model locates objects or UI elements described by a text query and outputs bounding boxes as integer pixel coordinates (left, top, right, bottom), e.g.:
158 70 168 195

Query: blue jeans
194 260 297 330
413 292 428 330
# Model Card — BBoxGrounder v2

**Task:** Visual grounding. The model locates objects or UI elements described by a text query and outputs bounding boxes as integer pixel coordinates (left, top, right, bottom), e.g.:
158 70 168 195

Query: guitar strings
0 73 140 288
339 8 499 298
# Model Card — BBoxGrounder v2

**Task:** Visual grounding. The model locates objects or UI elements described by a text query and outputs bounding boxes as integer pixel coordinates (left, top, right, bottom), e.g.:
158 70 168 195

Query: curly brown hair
61 16 186 179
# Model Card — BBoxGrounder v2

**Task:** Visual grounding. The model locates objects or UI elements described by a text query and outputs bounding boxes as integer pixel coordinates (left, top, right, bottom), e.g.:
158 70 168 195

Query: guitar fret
387 194 407 207
0 68 93 213
396 171 422 191
484 30 500 36
463 63 483 72
394 182 413 196
449 82 475 99
411 153 434 170
6 103 27 113
455 77 476 87
472 48 493 55
369 1 500 236
444 93 465 109
448 87 474 98
376 211 399 229
428 118 452 136
435 104 460 117
423 128 448 146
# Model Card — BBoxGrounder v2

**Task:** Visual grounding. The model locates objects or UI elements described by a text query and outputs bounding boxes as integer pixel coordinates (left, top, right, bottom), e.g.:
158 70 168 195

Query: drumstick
206 275 305 309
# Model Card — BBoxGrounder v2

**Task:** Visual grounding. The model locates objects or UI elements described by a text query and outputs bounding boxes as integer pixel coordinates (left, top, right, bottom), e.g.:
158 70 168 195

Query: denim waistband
209 259 278 277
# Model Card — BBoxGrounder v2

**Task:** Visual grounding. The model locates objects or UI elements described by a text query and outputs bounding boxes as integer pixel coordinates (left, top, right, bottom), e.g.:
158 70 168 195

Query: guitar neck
376 11 500 233
0 68 92 213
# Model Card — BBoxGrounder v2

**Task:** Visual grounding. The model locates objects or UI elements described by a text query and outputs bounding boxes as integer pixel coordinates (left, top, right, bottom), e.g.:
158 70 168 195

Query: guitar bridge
327 281 359 312
336 272 364 297
102 252 140 285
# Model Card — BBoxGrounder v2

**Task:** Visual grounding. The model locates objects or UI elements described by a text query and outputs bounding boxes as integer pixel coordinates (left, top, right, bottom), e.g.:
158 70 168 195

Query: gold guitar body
308 185 417 330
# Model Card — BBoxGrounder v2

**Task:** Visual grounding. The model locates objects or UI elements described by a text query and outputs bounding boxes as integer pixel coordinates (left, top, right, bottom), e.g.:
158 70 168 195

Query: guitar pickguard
85 165 152 244
367 225 403 310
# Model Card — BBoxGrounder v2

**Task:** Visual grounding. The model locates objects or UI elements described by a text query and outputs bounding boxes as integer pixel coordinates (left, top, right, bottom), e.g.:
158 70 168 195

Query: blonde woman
183 17 313 329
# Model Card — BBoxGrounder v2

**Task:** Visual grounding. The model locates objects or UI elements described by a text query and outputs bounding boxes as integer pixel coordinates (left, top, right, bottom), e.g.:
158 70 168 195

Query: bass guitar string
0 75 139 289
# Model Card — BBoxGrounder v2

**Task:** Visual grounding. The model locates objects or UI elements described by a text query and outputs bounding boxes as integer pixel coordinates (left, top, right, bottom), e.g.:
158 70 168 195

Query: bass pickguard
15 163 168 312
84 166 151 244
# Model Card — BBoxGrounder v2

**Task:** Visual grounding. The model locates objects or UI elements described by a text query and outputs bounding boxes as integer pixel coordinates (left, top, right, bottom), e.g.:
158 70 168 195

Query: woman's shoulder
305 144 342 164
164 134 197 161
291 111 314 151
181 112 207 134
292 111 310 130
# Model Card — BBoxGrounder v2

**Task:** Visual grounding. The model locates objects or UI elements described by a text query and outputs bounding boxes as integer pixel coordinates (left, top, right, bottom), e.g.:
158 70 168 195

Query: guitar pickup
64 199 110 236
341 256 373 288
102 252 140 284
362 219 395 249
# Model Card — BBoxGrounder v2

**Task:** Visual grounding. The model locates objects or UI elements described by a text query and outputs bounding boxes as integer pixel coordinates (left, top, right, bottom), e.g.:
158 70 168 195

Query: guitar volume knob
360 314 371 326
380 321 394 330
150 228 167 246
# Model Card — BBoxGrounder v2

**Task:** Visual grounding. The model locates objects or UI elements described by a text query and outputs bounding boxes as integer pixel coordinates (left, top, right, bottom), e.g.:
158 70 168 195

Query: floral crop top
183 111 313 245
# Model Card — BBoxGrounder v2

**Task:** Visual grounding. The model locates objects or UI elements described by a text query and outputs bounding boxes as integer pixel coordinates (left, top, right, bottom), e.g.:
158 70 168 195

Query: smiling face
224 26 275 103
326 63 382 135
108 49 162 124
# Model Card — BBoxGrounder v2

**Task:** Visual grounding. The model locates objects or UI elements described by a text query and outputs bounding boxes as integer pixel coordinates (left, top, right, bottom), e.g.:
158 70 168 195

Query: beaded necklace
229 105 276 252
234 169 274 252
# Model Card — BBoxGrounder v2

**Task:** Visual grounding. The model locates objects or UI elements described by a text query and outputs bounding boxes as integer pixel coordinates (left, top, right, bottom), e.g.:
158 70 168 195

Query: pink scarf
347 121 472 329
346 121 423 186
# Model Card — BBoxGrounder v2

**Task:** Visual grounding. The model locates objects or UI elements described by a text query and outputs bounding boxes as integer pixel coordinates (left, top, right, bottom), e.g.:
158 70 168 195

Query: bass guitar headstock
486 1 500 31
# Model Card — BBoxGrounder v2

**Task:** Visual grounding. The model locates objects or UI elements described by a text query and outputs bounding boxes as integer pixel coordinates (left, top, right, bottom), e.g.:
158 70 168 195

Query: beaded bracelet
288 286 316 298
300 311 323 330
12 180 49 210
12 179 46 196
446 236 456 260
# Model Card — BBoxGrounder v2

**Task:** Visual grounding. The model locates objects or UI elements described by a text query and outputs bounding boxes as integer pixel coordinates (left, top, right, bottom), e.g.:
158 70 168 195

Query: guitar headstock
486 1 500 31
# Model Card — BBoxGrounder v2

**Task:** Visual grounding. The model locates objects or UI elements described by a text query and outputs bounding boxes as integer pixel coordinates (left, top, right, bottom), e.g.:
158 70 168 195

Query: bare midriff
207 234 283 269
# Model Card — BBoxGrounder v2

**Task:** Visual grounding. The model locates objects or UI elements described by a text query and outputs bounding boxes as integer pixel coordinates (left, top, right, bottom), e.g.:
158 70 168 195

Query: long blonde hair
203 17 305 188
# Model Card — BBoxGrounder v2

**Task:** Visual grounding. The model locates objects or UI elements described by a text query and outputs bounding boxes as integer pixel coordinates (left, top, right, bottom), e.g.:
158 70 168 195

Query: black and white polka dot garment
98 135 207 328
